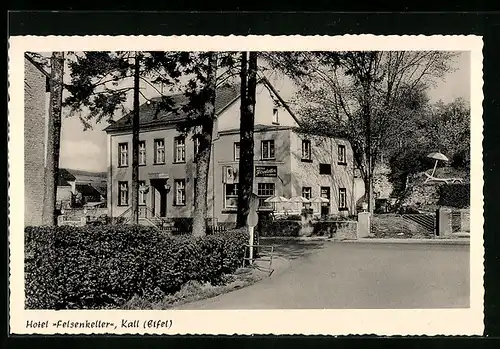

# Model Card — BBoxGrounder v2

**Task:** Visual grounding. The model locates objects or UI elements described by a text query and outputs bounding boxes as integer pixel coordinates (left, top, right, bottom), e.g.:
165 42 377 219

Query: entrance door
151 179 168 218
320 186 330 216
159 189 167 217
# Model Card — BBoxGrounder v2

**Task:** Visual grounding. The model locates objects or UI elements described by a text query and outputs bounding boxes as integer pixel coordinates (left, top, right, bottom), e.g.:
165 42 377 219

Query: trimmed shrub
438 183 470 208
24 225 248 309
258 219 301 237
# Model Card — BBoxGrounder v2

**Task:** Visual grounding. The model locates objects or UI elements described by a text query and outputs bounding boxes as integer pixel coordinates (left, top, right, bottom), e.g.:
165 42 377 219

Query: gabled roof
105 77 299 133
105 84 241 132
76 183 103 197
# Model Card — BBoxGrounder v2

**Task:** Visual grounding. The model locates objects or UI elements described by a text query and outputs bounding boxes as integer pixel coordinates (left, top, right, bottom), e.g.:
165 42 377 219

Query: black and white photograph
9 35 483 335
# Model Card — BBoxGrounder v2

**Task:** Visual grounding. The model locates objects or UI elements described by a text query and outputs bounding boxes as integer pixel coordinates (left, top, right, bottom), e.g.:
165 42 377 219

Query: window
319 163 332 175
193 136 200 160
139 141 146 165
261 140 275 160
224 183 239 209
174 179 186 206
118 181 128 206
234 142 240 161
339 188 347 210
301 140 311 161
174 136 186 163
320 186 330 215
257 183 275 208
302 187 312 200
154 139 165 164
118 143 128 167
272 107 279 124
338 144 347 165
139 181 147 206
320 187 331 200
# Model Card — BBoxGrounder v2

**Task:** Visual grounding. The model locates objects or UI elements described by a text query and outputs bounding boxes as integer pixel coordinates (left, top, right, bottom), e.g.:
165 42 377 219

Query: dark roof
219 124 294 135
105 77 300 133
105 84 241 132
58 169 76 186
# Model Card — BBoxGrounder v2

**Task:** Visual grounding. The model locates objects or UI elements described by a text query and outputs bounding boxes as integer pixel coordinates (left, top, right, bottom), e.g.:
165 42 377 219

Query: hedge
258 219 301 237
24 225 248 309
438 183 470 208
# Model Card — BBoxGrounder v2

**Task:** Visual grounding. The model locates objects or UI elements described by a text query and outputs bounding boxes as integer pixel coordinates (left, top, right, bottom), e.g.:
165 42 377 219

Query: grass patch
121 269 265 310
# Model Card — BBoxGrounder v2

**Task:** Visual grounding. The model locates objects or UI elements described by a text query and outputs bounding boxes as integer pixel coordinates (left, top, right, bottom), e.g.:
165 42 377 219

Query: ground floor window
339 188 347 209
174 179 186 206
257 182 275 208
118 181 128 206
224 183 239 209
138 181 147 206
320 186 331 215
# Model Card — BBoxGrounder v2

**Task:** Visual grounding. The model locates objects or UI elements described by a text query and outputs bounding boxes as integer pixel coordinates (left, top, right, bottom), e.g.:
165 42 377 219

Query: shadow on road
261 239 326 260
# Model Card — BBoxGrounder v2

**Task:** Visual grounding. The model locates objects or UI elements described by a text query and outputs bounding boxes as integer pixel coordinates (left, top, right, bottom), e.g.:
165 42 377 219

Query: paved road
177 241 470 309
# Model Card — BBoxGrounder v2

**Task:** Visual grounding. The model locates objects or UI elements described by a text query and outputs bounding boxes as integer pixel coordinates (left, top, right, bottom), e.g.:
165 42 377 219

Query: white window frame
174 179 186 206
339 188 347 209
338 144 347 164
154 139 165 164
138 181 147 206
174 136 186 163
301 139 311 160
302 187 312 200
193 136 200 159
261 140 275 160
272 107 279 124
118 142 128 167
234 142 240 161
257 182 275 207
224 183 239 209
139 141 146 165
118 181 128 206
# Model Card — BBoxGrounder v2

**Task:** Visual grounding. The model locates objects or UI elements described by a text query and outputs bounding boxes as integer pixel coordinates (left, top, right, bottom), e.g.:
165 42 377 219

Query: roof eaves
260 77 301 127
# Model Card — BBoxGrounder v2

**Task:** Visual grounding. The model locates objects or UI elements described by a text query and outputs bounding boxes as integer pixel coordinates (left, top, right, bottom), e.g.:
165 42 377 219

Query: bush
438 183 470 208
258 219 301 237
24 225 248 309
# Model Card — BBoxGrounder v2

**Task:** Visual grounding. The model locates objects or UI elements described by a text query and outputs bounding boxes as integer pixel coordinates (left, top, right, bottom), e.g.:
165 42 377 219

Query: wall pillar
436 207 452 237
356 212 371 239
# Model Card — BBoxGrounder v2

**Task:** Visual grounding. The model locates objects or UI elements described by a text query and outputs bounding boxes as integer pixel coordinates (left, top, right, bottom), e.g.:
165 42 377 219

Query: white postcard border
8 35 484 335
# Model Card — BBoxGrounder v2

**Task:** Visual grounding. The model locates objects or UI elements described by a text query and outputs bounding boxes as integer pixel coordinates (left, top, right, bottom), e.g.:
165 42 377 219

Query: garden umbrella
310 196 329 203
427 152 449 177
289 196 311 203
264 196 290 203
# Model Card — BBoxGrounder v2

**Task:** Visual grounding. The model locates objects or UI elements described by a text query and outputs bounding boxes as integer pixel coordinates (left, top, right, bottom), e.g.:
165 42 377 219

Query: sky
57 51 471 173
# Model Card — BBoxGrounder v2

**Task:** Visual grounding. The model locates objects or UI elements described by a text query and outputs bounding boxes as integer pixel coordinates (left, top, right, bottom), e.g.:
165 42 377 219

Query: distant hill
63 168 107 184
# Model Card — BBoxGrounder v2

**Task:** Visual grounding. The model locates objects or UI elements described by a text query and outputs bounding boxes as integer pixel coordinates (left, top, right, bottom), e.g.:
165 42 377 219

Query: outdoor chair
423 172 463 184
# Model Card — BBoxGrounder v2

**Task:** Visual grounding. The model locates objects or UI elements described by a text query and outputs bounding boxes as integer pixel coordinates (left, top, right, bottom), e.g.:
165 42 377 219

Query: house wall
290 133 356 216
216 82 298 131
108 126 215 219
24 58 48 226
213 128 292 223
56 186 73 208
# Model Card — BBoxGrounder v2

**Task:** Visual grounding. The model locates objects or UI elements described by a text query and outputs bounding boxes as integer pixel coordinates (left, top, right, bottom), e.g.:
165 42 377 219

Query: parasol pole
431 159 438 177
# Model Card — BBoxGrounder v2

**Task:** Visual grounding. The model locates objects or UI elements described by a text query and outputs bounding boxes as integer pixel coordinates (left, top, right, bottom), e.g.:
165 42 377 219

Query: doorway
151 179 168 218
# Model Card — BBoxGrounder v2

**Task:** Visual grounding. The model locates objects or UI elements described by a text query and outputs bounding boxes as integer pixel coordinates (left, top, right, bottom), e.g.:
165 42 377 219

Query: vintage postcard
8 35 483 335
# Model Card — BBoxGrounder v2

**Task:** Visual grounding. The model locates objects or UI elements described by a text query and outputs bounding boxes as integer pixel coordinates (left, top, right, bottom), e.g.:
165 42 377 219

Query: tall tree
191 52 218 237
64 51 181 224
237 52 258 227
42 52 64 226
291 51 457 214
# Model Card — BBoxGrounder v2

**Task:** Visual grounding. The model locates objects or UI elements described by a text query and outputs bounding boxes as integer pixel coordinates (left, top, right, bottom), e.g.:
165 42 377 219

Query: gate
401 213 436 233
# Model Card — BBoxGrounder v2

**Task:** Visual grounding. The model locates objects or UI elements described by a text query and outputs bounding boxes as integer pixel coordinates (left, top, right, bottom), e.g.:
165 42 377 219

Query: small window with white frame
301 139 311 161
118 181 128 206
272 107 279 124
154 139 165 164
139 181 147 206
302 187 312 200
234 142 240 161
339 188 347 210
257 182 275 208
338 144 347 165
261 140 275 160
118 142 128 167
174 179 186 206
193 136 200 160
139 141 146 165
174 136 186 163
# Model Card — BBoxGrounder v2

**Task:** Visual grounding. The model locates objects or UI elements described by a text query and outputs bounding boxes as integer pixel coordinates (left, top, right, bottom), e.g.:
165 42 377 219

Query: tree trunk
236 51 253 227
131 52 140 224
42 52 64 226
192 52 218 237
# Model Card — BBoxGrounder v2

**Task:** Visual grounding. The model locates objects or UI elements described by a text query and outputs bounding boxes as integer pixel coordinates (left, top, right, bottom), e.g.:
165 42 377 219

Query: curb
340 238 470 245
